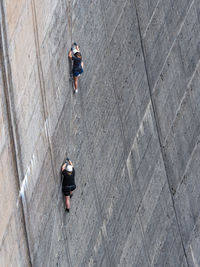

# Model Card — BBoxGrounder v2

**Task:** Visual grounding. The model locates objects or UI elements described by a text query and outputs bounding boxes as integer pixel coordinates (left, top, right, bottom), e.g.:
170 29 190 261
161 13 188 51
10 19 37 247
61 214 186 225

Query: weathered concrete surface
0 0 200 266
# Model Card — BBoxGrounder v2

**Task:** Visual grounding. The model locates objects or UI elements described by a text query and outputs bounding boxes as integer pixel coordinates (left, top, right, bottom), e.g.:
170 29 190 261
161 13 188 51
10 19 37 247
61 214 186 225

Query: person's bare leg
74 76 78 90
65 196 70 210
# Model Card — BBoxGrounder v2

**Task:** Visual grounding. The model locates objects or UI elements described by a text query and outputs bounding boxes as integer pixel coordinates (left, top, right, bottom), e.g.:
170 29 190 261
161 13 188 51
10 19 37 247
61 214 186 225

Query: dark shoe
65 208 70 212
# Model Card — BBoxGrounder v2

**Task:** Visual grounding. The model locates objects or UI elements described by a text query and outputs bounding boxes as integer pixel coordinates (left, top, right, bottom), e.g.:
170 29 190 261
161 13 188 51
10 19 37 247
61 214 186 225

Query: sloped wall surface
0 0 200 266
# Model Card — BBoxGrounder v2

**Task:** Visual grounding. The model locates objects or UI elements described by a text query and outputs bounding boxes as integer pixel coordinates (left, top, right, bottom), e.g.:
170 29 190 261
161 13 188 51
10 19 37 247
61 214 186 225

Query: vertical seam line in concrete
99 0 129 166
31 0 57 180
0 2 32 266
66 1 73 266
99 0 131 265
54 1 74 266
31 1 74 266
133 1 189 266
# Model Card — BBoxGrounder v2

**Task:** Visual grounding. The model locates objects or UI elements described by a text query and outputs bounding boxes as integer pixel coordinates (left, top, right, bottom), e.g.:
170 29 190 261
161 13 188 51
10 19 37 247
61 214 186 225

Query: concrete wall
0 0 200 266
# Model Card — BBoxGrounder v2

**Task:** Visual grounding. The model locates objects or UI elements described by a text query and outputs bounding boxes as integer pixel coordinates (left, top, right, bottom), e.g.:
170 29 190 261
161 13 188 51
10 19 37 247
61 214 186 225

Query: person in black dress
61 159 76 212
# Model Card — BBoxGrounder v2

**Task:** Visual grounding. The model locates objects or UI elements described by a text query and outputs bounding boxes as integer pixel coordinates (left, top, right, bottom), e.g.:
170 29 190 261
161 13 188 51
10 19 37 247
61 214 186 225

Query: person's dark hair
75 52 82 60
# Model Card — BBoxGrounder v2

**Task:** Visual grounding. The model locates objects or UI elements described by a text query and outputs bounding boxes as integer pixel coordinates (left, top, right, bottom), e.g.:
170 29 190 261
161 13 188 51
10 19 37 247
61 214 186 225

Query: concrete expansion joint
133 1 191 266
31 0 58 187
0 2 33 266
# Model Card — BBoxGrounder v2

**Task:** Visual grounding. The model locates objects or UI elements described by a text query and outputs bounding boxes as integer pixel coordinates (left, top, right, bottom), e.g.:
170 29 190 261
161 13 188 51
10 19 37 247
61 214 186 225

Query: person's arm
81 61 84 69
68 50 72 59
62 163 67 172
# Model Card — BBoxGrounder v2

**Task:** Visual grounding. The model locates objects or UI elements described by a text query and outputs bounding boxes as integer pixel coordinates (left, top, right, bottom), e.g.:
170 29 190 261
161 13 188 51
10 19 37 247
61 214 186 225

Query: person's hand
69 160 73 167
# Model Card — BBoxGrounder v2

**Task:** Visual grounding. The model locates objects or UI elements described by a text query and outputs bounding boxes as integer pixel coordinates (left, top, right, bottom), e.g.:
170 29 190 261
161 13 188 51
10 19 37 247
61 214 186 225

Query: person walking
68 43 84 93
61 158 76 212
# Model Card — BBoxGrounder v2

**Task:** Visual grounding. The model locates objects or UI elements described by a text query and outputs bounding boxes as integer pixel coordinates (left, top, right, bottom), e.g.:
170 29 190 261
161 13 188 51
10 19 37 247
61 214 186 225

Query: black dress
62 169 76 196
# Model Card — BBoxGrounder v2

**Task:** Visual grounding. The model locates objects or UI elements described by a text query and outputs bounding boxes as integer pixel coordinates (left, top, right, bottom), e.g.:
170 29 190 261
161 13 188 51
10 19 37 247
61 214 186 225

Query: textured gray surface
1 0 200 266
